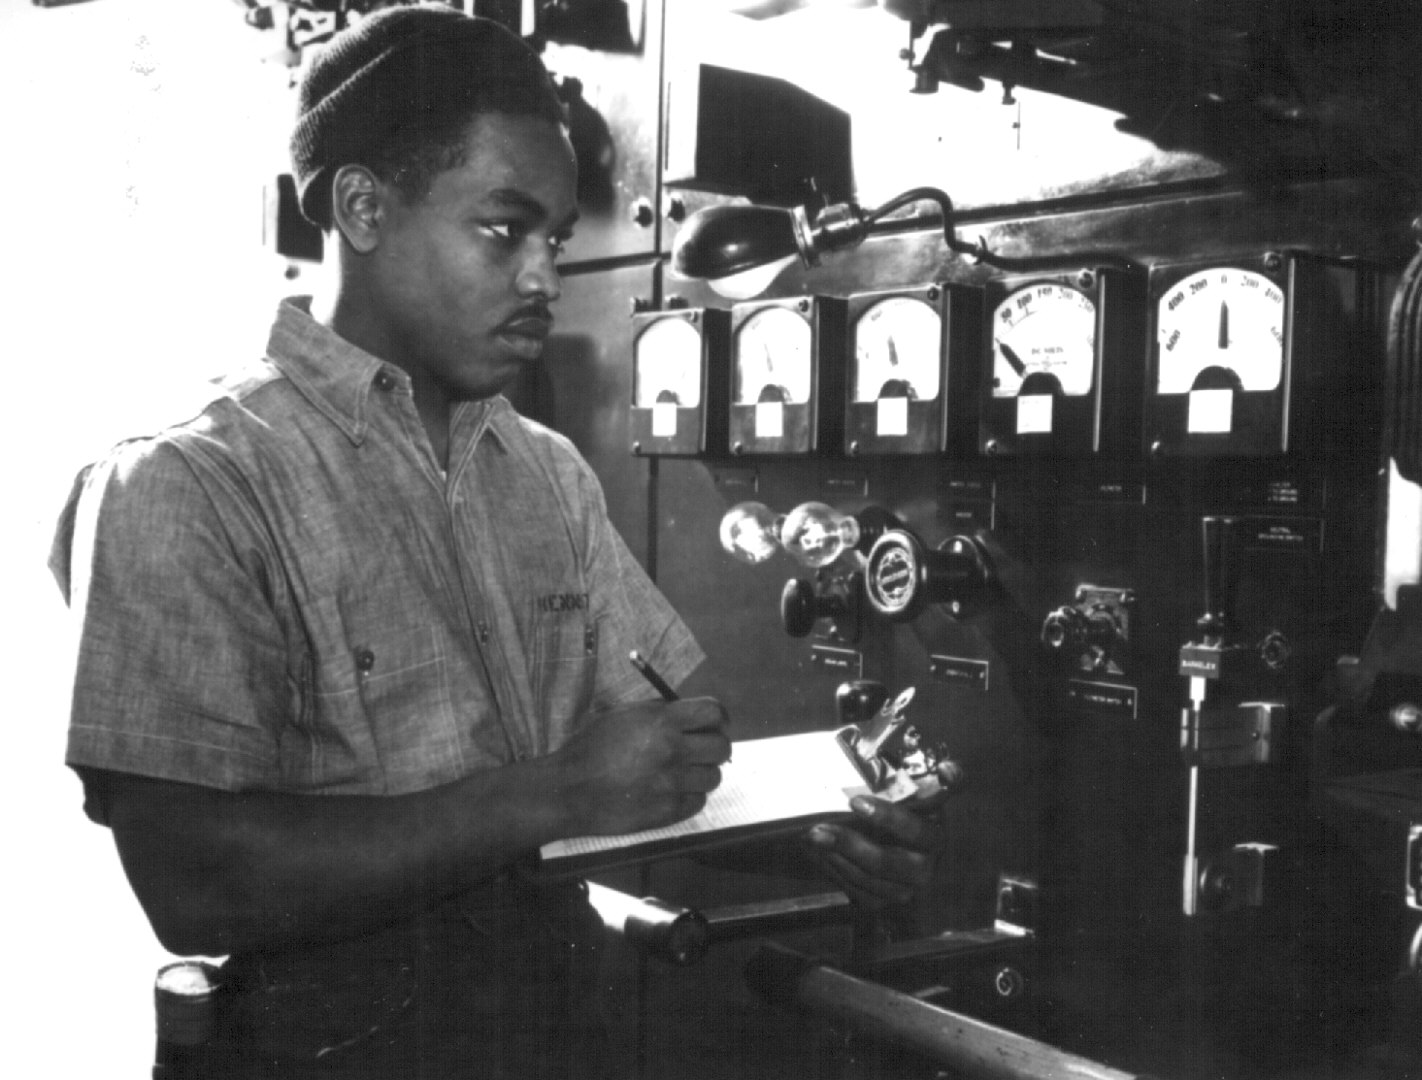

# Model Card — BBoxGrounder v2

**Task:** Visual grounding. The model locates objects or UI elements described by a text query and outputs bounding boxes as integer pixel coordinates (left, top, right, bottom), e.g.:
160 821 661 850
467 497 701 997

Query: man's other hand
803 778 961 911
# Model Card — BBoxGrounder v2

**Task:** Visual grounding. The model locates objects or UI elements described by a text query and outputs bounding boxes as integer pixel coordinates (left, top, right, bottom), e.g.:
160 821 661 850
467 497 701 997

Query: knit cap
290 4 564 225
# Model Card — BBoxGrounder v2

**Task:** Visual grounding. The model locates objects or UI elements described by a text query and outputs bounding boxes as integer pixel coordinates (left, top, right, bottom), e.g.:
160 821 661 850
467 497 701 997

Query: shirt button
373 371 396 392
354 647 376 673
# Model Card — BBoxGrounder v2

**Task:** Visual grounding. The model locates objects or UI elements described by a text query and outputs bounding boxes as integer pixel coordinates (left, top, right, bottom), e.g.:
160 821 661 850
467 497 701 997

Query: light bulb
718 502 786 565
779 502 862 568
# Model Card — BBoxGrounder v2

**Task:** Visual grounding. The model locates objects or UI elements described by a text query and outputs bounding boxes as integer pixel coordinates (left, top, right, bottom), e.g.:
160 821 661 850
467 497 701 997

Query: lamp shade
671 203 802 281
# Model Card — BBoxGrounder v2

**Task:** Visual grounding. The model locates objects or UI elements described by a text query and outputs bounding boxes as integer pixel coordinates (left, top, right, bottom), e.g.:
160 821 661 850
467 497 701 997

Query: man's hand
546 696 731 837
803 773 961 911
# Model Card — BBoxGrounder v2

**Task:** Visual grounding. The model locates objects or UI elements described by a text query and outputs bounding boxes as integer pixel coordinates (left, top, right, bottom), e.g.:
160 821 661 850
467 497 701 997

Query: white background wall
1 0 309 1072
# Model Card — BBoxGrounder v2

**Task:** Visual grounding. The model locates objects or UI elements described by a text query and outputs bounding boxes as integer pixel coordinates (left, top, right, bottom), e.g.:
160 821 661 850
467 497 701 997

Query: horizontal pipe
747 944 1158 1080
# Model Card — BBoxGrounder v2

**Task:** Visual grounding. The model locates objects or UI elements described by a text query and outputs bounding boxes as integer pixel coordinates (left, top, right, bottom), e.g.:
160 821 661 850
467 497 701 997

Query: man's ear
330 165 384 254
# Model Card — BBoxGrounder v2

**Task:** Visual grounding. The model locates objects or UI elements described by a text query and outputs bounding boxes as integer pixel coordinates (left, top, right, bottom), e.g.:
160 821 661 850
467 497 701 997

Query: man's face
365 111 579 401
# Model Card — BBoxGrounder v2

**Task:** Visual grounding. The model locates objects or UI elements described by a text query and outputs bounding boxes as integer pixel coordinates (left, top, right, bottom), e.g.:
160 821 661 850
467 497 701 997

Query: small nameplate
822 473 868 498
711 466 759 494
929 654 990 691
1065 679 1138 719
1241 516 1322 554
810 645 863 676
1179 644 1222 679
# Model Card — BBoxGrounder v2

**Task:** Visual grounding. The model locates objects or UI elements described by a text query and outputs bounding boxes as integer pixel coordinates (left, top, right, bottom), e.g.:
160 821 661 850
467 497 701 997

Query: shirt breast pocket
347 623 464 790
531 613 598 754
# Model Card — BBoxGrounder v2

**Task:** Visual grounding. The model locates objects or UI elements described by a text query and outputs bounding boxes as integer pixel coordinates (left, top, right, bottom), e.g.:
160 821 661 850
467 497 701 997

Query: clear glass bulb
718 502 786 565
779 501 862 568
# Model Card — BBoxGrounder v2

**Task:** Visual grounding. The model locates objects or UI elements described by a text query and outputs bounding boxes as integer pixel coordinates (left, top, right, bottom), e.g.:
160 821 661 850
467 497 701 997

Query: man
50 6 939 1076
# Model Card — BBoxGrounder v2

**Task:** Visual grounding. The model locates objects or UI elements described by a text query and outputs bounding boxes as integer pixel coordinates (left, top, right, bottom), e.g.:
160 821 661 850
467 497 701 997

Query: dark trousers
202 878 611 1079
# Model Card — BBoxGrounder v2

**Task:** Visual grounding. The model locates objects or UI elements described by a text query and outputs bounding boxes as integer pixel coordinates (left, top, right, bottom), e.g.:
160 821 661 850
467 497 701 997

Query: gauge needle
887 337 900 367
1218 301 1230 349
999 341 1027 377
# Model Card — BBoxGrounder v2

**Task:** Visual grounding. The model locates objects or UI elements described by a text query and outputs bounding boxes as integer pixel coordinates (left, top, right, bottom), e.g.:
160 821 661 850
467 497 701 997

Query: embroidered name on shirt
538 591 590 614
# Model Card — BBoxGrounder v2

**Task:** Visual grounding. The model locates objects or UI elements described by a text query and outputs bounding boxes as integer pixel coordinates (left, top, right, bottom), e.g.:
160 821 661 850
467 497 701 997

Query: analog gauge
734 306 813 405
852 296 942 403
991 282 1097 398
633 316 703 408
1155 268 1284 394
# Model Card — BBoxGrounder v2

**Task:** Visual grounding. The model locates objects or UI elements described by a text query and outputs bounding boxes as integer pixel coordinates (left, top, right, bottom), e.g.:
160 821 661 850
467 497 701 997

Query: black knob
780 578 854 638
835 680 889 727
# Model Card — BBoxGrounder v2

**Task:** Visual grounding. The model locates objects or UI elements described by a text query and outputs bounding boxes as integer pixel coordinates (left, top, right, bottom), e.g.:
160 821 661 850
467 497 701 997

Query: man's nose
516 244 562 301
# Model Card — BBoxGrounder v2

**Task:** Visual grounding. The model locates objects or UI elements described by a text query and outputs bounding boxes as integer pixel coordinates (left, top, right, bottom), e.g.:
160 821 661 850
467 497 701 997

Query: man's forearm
102 757 573 957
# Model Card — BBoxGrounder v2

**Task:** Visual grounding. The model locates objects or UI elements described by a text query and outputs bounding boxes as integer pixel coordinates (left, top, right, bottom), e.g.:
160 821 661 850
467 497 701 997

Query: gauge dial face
1156 268 1285 394
633 317 702 408
991 282 1097 398
734 306 813 405
851 296 942 403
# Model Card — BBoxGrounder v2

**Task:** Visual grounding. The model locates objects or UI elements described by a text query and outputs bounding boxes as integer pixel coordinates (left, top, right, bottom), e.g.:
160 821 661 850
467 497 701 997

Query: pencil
629 650 679 701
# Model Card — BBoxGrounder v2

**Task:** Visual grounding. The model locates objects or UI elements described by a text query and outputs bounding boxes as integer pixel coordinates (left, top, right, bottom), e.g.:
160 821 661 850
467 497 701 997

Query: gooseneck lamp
671 186 1138 298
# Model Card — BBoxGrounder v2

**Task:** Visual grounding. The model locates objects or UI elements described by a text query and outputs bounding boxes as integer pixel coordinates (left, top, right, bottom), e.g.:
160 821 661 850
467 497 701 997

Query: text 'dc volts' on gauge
728 296 847 455
844 283 978 456
1146 255 1296 457
630 308 730 456
980 267 1146 456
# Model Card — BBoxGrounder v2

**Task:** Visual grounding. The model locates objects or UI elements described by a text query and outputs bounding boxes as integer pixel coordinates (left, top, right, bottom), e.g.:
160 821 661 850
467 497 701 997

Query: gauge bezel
979 267 1145 457
727 296 846 456
843 282 978 456
1145 254 1297 458
629 308 730 457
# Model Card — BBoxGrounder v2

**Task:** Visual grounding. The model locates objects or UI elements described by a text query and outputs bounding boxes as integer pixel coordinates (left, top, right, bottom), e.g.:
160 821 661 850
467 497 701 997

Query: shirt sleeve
570 458 705 710
59 437 292 797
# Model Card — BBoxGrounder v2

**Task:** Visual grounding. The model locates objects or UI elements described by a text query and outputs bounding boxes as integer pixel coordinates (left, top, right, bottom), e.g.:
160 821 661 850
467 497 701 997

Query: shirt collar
265 297 509 450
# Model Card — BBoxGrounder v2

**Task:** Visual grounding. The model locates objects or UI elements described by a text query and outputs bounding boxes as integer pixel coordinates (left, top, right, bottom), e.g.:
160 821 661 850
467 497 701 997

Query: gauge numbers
992 282 1097 399
1156 268 1284 396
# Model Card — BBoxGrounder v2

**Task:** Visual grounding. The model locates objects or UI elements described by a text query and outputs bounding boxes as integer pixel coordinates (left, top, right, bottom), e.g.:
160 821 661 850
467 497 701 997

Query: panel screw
1076 269 1095 290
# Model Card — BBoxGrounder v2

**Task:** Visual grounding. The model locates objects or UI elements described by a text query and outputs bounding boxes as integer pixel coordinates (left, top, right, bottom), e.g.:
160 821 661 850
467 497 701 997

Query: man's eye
550 235 570 256
485 222 528 243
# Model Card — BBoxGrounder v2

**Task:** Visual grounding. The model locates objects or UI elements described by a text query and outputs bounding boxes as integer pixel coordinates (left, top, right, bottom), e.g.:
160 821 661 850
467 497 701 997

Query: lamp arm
860 186 1141 274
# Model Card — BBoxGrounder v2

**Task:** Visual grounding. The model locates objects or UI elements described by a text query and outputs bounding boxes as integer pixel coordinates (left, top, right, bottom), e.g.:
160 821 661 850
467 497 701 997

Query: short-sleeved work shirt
54 297 703 804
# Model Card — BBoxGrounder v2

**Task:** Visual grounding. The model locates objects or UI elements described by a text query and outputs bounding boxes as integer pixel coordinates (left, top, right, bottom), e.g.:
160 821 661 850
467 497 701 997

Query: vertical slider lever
1180 515 1239 915
1199 515 1240 642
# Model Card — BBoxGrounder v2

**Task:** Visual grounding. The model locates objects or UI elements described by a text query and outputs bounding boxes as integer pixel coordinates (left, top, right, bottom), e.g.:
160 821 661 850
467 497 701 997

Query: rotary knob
864 530 995 622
